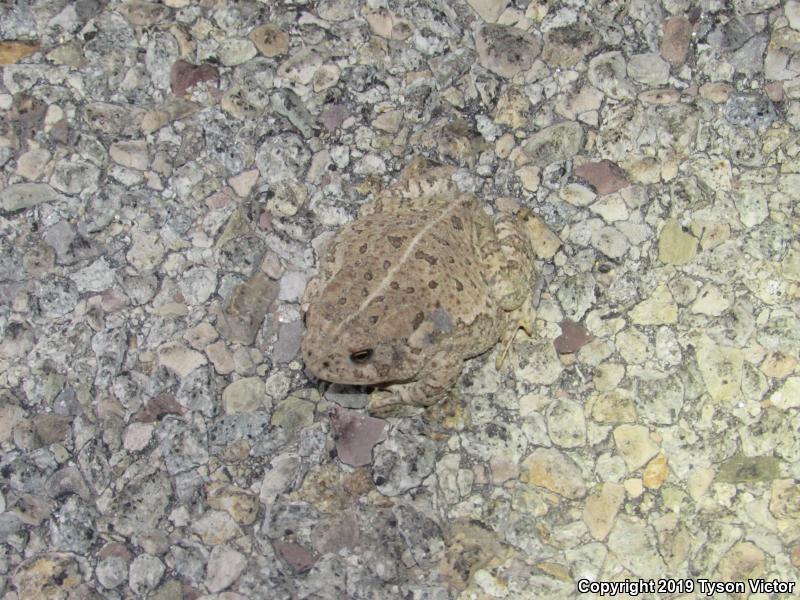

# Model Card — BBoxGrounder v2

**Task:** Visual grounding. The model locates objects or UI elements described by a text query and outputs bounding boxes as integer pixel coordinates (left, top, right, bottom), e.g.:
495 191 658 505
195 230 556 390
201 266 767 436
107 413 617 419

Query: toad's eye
349 349 374 364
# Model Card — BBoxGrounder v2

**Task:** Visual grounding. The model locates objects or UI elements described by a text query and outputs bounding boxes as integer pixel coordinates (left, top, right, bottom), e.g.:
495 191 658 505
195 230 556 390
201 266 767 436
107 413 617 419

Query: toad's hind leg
489 209 536 310
478 208 537 368
495 295 536 369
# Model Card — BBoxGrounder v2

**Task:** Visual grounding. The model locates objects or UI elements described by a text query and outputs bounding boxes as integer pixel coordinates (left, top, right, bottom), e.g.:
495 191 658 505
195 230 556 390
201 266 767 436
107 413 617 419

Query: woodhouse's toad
301 158 536 415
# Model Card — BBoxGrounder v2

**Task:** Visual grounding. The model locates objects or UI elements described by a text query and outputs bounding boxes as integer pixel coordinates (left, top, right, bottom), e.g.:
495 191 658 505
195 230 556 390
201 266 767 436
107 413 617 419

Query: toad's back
320 196 497 332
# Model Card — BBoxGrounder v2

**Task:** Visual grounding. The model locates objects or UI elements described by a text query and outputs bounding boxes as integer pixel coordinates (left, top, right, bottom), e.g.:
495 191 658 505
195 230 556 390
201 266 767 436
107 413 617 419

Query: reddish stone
274 540 317 574
553 320 592 354
330 406 387 467
573 160 630 196
205 188 233 210
98 542 132 561
170 59 219 96
661 16 692 66
258 210 272 230
318 104 350 133
765 81 784 102
134 392 186 422
101 288 129 312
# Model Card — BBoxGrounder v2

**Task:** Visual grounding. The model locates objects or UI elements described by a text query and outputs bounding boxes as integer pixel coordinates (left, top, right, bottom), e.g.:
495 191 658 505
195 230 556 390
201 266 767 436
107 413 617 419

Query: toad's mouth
313 371 419 388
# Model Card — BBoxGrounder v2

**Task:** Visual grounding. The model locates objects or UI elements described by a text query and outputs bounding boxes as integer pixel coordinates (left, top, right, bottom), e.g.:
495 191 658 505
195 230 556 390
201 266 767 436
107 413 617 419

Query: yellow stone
589 389 636 423
696 339 744 402
516 165 541 191
658 218 698 265
526 215 561 259
0 40 39 65
630 283 678 325
520 448 586 499
760 351 797 379
769 377 800 410
643 454 669 489
583 482 625 540
613 424 659 471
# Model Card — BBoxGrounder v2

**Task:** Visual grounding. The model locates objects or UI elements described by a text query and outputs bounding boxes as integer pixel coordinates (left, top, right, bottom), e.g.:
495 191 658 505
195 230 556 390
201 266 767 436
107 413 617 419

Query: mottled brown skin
301 158 535 415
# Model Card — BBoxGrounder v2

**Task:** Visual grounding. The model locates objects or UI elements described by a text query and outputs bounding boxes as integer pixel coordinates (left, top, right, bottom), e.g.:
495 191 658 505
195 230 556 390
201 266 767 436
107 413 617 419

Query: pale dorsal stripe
332 199 460 339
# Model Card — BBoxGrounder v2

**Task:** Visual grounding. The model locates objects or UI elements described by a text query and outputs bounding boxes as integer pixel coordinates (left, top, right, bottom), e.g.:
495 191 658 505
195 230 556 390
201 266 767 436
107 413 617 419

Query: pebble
516 339 564 385
329 406 387 467
475 24 541 78
128 554 165 597
205 545 247 593
543 24 600 67
627 53 670 86
717 541 765 582
192 510 242 545
222 377 266 413
249 24 289 58
123 422 154 452
583 482 624 540
466 0 509 22
0 40 39 65
761 351 797 379
574 160 630 196
630 283 678 325
16 147 51 180
607 516 667 578
658 219 698 265
1 182 59 211
12 554 84 599
271 397 314 433
559 183 596 207
207 482 258 525
516 164 540 191
660 16 692 66
366 9 414 40
691 283 730 316
277 49 322 85
523 121 584 166
696 339 744 402
642 454 669 489
216 273 278 345
769 377 800 410
613 424 659 471
590 194 628 222
110 140 149 170
590 389 636 423
158 342 207 378
546 398 586 448
170 59 219 96
97 553 129 589
636 375 684 425
526 215 561 259
520 447 587 499
588 52 636 100
591 225 629 259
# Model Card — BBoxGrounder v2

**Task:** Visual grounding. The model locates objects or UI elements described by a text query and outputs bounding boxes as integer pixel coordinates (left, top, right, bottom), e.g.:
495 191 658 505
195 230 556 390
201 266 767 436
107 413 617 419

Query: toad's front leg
367 351 463 417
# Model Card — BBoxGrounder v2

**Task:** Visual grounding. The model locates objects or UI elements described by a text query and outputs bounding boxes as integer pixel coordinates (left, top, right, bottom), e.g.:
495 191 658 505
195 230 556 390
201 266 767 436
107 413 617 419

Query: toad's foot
495 299 536 369
367 351 463 417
